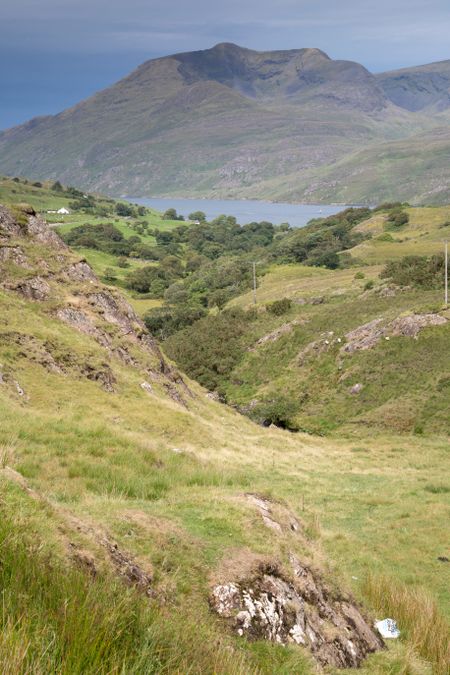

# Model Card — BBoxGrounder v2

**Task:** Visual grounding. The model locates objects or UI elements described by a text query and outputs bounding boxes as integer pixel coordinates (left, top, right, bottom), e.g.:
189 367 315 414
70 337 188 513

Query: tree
115 202 134 217
188 211 206 222
163 208 178 220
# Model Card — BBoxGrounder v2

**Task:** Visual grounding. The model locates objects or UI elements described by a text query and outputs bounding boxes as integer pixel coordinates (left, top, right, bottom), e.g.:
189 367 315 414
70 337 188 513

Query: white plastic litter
374 618 400 639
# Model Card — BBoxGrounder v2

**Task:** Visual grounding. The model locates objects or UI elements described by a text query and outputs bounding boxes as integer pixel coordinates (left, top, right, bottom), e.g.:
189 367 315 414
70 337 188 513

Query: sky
1 0 449 130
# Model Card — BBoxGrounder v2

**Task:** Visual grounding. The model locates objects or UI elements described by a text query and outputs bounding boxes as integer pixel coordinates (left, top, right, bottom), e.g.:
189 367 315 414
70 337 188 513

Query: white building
57 207 70 215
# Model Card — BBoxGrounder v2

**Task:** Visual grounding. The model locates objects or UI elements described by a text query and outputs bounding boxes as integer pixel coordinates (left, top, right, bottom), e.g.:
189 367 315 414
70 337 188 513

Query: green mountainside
0 44 449 204
163 205 450 436
0 182 449 673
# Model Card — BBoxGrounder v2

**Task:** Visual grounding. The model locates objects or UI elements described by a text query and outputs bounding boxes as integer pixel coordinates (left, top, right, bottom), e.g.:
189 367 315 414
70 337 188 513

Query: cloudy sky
1 0 449 129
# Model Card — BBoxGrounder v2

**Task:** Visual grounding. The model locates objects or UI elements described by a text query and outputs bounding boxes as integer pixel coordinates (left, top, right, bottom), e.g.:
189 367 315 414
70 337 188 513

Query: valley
0 177 449 673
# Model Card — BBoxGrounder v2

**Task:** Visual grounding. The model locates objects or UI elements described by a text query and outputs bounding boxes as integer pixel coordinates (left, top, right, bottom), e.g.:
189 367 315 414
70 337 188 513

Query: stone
349 383 363 395
211 560 384 669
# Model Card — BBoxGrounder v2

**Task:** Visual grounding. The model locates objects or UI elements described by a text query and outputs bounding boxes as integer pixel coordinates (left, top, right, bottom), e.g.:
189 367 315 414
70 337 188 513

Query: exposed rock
297 331 335 365
81 363 116 392
249 320 305 351
246 493 301 535
56 307 111 348
390 313 447 338
0 245 30 268
211 560 383 669
342 319 386 354
64 260 97 283
377 286 397 298
15 276 51 301
247 494 282 532
26 214 68 250
349 383 363 395
205 390 222 402
140 381 153 394
342 314 447 354
311 296 325 305
0 205 23 239
113 345 137 366
88 291 139 335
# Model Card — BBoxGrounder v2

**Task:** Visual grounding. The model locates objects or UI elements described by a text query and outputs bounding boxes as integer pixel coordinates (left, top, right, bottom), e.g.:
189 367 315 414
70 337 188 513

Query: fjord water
130 197 351 228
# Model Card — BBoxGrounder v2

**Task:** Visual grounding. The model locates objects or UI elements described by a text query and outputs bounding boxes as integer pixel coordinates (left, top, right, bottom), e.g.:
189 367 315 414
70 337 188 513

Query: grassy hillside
1 43 449 204
1 204 449 673
0 175 188 314
165 206 450 436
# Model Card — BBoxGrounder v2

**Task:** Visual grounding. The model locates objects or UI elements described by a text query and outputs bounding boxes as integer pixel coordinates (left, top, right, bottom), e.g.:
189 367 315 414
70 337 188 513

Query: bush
386 208 409 227
354 271 365 280
380 254 445 289
115 202 134 217
103 267 117 281
164 308 257 390
267 298 292 316
250 396 299 430
364 280 375 290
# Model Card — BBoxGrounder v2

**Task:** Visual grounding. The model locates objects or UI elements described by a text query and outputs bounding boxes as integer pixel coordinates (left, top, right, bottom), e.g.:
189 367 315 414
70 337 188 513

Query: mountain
377 59 450 111
0 43 449 203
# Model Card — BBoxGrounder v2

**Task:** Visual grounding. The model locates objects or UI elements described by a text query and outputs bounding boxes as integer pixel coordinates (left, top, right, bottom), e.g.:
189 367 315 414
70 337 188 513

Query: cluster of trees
381 254 445 289
62 223 157 260
270 207 371 269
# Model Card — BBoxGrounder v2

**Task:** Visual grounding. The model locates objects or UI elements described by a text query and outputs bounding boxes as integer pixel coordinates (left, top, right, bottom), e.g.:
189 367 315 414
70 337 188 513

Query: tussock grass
363 573 450 674
0 507 258 674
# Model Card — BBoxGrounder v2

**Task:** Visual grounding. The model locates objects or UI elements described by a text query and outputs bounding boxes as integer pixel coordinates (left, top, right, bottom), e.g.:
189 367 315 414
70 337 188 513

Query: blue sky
1 0 449 130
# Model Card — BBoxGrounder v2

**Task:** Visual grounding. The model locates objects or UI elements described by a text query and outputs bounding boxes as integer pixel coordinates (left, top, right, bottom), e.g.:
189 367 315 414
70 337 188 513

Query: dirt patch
211 558 383 668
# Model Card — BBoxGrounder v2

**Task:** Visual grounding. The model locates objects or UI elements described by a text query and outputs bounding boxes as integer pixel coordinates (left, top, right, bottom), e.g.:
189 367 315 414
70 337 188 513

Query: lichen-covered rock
0 245 30 268
15 276 51 301
56 307 111 348
342 319 386 354
390 313 447 338
26 215 68 250
64 261 97 282
211 561 384 669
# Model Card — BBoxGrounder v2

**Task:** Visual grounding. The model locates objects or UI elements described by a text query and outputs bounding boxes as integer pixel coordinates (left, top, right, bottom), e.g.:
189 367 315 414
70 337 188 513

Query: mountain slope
1 43 448 203
377 59 450 112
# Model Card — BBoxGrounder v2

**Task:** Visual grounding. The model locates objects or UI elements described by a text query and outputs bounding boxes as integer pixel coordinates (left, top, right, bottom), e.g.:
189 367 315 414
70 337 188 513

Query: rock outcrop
211 559 383 669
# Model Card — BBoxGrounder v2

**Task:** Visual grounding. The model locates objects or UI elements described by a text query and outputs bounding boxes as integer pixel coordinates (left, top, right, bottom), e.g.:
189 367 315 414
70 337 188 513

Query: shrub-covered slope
165 206 450 436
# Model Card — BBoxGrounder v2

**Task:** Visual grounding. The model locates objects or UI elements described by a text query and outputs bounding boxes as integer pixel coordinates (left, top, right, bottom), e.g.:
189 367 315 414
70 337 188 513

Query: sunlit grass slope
0 203 449 673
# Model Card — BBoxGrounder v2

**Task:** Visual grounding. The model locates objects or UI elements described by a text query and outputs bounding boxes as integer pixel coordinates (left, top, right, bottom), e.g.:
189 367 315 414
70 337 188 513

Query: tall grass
364 573 450 674
0 510 257 674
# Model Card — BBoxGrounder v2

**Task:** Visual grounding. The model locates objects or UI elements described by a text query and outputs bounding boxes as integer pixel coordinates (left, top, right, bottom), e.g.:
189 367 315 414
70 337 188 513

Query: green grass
1 198 449 672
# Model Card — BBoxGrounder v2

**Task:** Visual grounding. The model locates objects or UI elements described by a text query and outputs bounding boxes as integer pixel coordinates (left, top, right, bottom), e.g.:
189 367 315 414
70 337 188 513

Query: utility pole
252 262 257 305
445 240 448 308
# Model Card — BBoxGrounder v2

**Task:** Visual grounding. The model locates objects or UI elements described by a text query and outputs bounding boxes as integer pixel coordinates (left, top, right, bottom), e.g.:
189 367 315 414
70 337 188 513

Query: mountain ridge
0 43 449 203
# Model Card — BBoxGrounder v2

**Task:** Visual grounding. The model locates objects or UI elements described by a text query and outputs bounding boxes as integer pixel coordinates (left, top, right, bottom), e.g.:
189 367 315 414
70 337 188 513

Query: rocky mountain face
377 59 450 111
0 43 449 203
